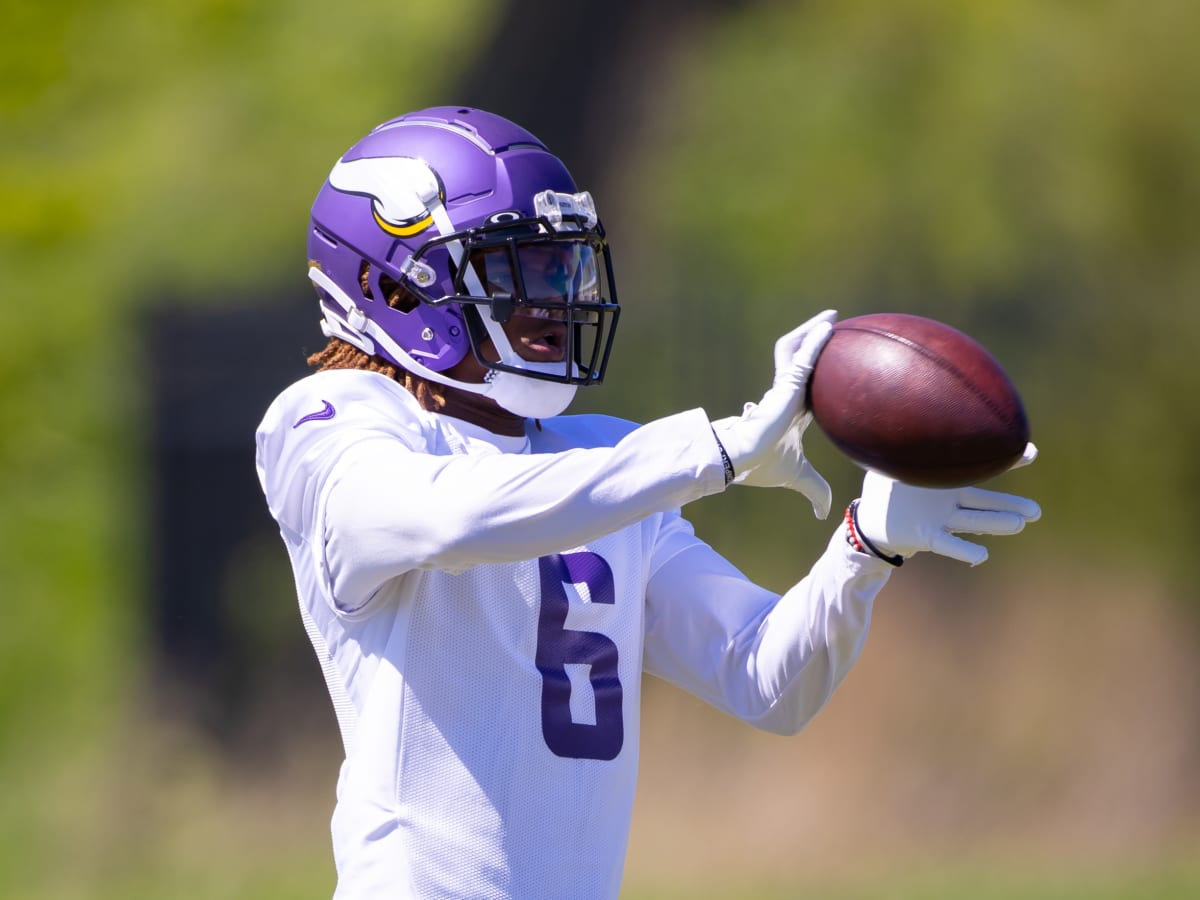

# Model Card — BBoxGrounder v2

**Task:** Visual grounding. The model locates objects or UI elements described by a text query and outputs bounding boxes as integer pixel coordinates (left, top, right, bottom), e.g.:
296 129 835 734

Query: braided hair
307 262 447 411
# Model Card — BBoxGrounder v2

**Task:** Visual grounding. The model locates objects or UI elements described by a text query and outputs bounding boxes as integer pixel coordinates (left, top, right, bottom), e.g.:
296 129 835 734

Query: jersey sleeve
255 370 428 538
257 371 730 617
321 408 727 612
642 516 895 735
255 371 435 615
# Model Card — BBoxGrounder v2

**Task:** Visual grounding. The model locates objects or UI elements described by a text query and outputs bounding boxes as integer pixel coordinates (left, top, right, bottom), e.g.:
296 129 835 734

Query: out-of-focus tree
0 0 497 860
612 0 1200 583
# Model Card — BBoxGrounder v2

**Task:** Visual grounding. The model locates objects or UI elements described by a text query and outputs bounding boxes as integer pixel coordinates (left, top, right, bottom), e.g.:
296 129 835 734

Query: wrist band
844 500 904 567
712 430 736 486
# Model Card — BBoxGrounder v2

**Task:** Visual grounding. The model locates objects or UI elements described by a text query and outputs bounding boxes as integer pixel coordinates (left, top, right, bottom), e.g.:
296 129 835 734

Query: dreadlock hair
307 261 448 411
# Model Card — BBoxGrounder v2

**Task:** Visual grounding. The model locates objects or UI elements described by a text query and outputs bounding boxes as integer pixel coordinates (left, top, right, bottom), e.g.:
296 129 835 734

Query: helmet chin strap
480 368 577 420
310 266 577 419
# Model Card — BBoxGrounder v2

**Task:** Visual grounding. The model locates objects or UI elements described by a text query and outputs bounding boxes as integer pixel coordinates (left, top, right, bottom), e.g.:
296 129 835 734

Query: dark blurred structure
145 304 319 734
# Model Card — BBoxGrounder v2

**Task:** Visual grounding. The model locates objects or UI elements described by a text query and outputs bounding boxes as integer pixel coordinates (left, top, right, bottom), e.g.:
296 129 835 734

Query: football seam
841 324 1017 429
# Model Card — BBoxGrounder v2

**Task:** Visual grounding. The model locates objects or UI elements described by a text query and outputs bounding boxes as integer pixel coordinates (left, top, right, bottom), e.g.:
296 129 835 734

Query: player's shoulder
532 412 642 452
257 369 428 446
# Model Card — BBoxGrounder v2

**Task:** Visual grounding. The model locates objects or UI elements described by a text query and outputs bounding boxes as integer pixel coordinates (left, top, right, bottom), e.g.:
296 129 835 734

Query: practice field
625 867 1200 900
4 563 1196 899
4 729 1198 899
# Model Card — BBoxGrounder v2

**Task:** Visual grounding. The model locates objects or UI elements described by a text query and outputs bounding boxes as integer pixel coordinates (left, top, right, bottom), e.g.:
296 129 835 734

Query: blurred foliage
2 0 1199 896
0 0 496 891
624 862 1200 900
612 0 1200 579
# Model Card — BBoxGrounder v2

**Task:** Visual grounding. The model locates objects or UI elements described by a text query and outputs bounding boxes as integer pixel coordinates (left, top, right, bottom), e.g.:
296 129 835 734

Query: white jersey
255 369 893 899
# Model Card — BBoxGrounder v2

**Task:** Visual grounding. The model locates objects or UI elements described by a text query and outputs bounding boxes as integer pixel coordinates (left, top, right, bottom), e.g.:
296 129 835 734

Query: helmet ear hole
380 274 419 313
360 262 421 314
358 261 374 299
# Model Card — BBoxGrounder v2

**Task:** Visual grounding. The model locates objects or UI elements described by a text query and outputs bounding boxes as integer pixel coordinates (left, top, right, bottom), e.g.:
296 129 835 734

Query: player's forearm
324 408 726 592
643 527 892 733
737 530 891 735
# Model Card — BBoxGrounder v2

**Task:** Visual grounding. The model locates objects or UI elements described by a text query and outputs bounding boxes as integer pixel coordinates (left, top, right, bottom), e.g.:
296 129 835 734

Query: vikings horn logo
328 156 445 237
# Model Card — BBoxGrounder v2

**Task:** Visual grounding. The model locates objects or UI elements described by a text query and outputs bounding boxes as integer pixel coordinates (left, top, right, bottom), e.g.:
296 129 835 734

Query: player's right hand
711 310 837 518
854 464 1042 566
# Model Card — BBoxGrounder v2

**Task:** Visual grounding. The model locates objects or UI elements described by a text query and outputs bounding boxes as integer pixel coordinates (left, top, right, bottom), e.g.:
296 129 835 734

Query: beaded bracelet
844 500 905 567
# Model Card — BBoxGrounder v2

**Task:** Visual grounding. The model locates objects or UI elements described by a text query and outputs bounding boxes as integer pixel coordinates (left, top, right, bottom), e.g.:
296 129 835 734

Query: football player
255 107 1040 899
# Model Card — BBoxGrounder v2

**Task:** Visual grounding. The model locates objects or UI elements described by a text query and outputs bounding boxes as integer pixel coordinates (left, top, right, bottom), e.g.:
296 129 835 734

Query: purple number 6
536 552 623 760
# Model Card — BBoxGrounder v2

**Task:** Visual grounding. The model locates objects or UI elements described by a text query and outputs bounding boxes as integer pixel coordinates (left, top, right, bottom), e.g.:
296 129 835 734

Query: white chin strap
311 266 577 419
480 366 578 420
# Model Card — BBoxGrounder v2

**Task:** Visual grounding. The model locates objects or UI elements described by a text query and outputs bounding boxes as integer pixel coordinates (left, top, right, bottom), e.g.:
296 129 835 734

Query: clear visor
473 242 604 322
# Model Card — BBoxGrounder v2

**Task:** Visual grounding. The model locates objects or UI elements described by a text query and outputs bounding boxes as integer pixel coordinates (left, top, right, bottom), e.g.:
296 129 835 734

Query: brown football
807 313 1030 488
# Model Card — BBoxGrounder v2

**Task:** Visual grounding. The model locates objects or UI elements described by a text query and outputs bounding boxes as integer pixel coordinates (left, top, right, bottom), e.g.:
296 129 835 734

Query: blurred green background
3 0 1198 897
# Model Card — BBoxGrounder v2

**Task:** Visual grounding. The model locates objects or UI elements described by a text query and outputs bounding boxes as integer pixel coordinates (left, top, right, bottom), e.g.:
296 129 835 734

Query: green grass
11 854 1200 900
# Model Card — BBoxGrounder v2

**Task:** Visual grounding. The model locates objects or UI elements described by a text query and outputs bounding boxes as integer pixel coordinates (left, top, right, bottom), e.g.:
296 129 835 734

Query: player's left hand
712 310 837 518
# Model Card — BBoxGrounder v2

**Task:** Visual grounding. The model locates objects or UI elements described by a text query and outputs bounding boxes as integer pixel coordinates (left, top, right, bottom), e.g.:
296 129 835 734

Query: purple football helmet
308 106 620 418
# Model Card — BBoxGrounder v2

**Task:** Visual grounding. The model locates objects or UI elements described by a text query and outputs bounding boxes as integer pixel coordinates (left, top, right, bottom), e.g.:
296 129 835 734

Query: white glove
711 309 837 518
853 443 1042 566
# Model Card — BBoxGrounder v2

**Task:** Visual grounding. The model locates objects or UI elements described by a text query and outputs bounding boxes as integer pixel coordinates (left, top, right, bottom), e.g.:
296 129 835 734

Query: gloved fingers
773 309 838 372
796 319 836 371
1013 441 1038 468
929 531 990 566
959 487 1042 522
774 320 835 391
796 460 833 519
946 506 1032 537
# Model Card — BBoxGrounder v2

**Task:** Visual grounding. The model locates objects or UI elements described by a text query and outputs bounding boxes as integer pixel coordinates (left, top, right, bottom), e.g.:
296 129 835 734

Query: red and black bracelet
844 500 905 567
